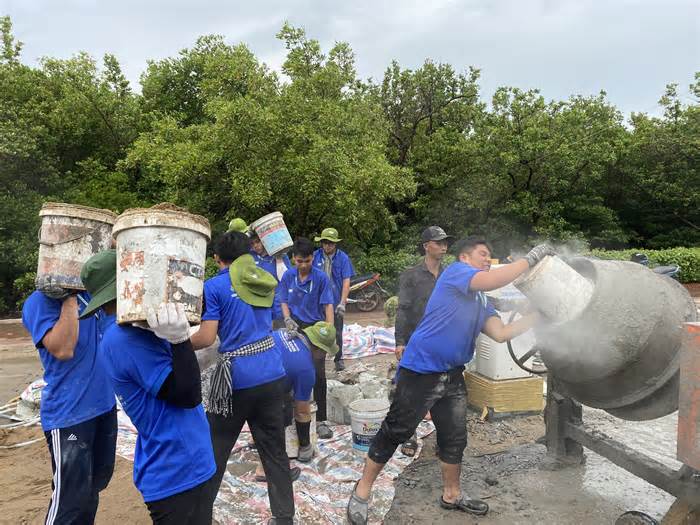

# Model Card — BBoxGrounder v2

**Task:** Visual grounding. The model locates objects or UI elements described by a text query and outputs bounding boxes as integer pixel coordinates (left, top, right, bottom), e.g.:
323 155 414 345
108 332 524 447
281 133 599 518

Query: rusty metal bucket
113 205 211 325
37 202 117 290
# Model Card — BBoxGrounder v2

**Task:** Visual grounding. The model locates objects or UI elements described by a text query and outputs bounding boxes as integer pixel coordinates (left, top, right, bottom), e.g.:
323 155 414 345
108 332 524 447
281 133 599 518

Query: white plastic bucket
513 255 594 323
348 398 390 454
37 203 117 290
113 206 211 325
250 212 293 256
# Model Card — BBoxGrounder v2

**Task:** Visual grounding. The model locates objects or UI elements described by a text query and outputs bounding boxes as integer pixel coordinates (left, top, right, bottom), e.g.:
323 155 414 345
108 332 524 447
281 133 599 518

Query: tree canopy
0 15 698 312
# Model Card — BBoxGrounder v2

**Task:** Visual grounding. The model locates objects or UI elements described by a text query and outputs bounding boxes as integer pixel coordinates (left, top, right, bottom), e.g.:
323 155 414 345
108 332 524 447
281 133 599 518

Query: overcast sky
2 0 699 116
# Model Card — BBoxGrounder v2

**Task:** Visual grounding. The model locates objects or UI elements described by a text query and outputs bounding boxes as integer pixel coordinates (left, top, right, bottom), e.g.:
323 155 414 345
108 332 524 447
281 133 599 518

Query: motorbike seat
350 273 376 285
652 265 680 275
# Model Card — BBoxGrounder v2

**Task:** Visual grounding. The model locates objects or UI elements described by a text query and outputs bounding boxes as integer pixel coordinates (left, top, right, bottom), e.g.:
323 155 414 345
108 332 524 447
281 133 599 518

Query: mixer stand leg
545 375 584 465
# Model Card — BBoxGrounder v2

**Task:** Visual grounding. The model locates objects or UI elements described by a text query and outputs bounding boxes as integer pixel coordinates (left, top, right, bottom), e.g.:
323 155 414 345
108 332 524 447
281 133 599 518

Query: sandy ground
1 292 698 524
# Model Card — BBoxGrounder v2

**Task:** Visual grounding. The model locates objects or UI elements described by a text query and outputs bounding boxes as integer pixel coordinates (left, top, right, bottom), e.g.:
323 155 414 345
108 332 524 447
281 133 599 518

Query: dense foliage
1 17 698 311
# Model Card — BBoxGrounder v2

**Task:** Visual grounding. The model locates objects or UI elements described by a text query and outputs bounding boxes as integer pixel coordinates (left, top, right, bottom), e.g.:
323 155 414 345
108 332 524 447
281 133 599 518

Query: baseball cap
421 226 452 243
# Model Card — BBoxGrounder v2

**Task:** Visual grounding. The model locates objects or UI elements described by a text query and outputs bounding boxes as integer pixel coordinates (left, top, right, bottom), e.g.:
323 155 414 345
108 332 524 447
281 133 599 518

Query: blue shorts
285 367 315 402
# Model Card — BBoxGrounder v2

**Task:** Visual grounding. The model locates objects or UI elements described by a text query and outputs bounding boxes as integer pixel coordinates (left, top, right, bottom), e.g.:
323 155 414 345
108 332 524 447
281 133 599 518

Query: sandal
439 494 489 516
400 436 418 457
347 480 370 525
255 466 301 483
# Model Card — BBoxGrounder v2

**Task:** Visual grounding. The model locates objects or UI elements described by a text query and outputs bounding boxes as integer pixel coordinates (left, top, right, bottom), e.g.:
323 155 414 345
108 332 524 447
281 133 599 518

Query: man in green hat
312 227 354 371
190 231 298 524
81 250 218 523
22 252 117 524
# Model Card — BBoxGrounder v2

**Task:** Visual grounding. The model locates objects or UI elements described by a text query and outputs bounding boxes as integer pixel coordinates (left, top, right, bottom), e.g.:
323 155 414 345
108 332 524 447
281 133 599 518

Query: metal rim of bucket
113 208 211 241
39 202 118 224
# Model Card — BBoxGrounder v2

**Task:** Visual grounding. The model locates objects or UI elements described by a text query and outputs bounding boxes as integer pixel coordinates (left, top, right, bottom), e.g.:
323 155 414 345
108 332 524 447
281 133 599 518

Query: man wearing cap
80 250 217 524
393 225 451 456
347 238 555 523
313 227 354 372
22 260 117 523
190 231 297 524
250 231 292 329
280 237 335 439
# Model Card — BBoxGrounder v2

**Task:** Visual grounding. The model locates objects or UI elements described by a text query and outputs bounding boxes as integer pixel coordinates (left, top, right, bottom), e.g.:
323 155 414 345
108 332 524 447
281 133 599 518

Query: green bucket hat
229 254 277 307
79 250 117 319
302 321 339 356
227 217 249 234
314 227 342 243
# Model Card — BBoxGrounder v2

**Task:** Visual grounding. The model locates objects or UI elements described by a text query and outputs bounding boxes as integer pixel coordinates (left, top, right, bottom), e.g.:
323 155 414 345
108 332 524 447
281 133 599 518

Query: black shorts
368 367 468 465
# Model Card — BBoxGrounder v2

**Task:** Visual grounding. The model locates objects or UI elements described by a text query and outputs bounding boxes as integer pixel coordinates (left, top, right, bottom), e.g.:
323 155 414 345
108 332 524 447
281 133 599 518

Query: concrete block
327 384 363 424
360 381 389 400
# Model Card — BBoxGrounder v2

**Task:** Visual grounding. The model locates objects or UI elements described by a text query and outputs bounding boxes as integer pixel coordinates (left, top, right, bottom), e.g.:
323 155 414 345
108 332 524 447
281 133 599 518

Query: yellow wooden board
464 371 544 413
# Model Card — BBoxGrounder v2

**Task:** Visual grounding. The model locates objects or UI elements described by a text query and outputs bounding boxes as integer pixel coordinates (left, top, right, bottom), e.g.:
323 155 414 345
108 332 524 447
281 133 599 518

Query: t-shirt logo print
67 433 78 441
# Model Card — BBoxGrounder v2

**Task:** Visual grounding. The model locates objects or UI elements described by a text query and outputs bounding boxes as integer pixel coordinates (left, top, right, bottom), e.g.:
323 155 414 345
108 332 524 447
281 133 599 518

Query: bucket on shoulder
37 202 117 290
250 212 293 256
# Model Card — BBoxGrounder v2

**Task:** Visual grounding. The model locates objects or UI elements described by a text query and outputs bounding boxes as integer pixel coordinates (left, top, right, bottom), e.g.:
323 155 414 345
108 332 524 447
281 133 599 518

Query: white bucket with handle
348 398 390 455
250 212 293 256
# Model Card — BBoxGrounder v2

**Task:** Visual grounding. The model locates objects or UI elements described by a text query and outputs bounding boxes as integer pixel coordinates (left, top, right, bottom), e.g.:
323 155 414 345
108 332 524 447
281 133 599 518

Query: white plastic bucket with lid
513 255 594 323
113 205 211 325
37 202 117 290
348 398 390 454
250 212 293 256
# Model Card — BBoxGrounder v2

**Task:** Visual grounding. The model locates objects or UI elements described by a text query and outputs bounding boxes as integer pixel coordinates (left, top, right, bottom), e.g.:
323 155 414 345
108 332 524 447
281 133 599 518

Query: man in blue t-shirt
190 231 298 524
313 227 355 371
22 264 116 524
347 238 555 524
250 231 291 328
80 250 216 524
279 237 335 439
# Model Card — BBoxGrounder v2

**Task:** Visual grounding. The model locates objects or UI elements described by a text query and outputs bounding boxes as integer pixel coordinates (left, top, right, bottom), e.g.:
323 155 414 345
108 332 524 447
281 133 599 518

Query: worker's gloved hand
146 303 190 344
524 244 556 268
335 303 346 318
284 317 300 338
36 275 73 300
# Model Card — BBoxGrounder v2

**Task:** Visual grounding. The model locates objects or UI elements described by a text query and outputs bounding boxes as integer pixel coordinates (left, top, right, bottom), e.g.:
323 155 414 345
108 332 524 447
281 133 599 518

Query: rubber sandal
439 495 489 516
400 437 418 457
255 466 301 483
347 480 370 525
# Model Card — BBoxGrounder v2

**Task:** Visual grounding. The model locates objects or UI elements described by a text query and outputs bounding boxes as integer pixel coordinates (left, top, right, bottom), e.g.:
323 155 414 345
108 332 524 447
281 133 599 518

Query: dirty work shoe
439 494 489 516
347 480 370 525
316 421 334 439
297 443 314 463
334 359 346 371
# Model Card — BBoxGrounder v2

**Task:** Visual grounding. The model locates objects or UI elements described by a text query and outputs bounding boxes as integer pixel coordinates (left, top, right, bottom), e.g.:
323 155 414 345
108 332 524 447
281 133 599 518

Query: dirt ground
0 298 695 524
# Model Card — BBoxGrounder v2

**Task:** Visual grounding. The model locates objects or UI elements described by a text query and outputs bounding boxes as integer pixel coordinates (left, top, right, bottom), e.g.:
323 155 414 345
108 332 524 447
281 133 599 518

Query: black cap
421 226 452 243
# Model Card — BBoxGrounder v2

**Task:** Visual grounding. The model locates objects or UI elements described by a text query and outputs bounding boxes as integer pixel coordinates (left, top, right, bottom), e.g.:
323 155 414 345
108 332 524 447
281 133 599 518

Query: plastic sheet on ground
115 407 434 524
342 324 395 360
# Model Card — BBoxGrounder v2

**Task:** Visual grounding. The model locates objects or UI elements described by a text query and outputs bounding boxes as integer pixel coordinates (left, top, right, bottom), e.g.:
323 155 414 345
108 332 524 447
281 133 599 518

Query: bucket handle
37 227 96 247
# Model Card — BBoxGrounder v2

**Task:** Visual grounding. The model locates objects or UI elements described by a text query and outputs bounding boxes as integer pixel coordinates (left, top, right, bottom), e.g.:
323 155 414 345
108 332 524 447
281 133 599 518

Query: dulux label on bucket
351 420 382 451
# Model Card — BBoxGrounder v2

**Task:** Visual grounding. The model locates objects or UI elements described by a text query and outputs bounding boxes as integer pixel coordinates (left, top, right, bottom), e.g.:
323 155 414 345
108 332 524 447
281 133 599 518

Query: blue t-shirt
279 266 334 324
272 330 315 401
313 248 355 306
251 251 291 320
21 291 115 431
202 268 285 389
100 322 215 502
400 262 498 374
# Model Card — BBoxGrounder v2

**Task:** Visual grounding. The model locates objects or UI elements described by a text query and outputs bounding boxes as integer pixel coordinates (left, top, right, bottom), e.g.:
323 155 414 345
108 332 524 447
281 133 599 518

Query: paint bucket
348 398 390 454
513 255 594 323
37 202 117 290
284 402 318 459
112 205 211 325
250 212 293 256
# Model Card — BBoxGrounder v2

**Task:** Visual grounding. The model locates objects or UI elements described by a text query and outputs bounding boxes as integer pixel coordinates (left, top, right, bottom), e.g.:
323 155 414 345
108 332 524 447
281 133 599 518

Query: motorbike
629 253 680 279
347 273 390 312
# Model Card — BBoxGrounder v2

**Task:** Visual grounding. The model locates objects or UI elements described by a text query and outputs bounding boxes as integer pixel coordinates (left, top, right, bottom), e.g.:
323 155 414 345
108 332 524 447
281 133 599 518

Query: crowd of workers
22 214 554 524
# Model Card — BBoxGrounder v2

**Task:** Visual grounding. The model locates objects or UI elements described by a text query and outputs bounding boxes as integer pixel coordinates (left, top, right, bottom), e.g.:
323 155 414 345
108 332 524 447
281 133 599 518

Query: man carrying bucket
190 231 298 524
79 250 217 524
22 269 117 524
313 227 354 371
280 237 336 440
250 231 292 329
346 238 554 523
